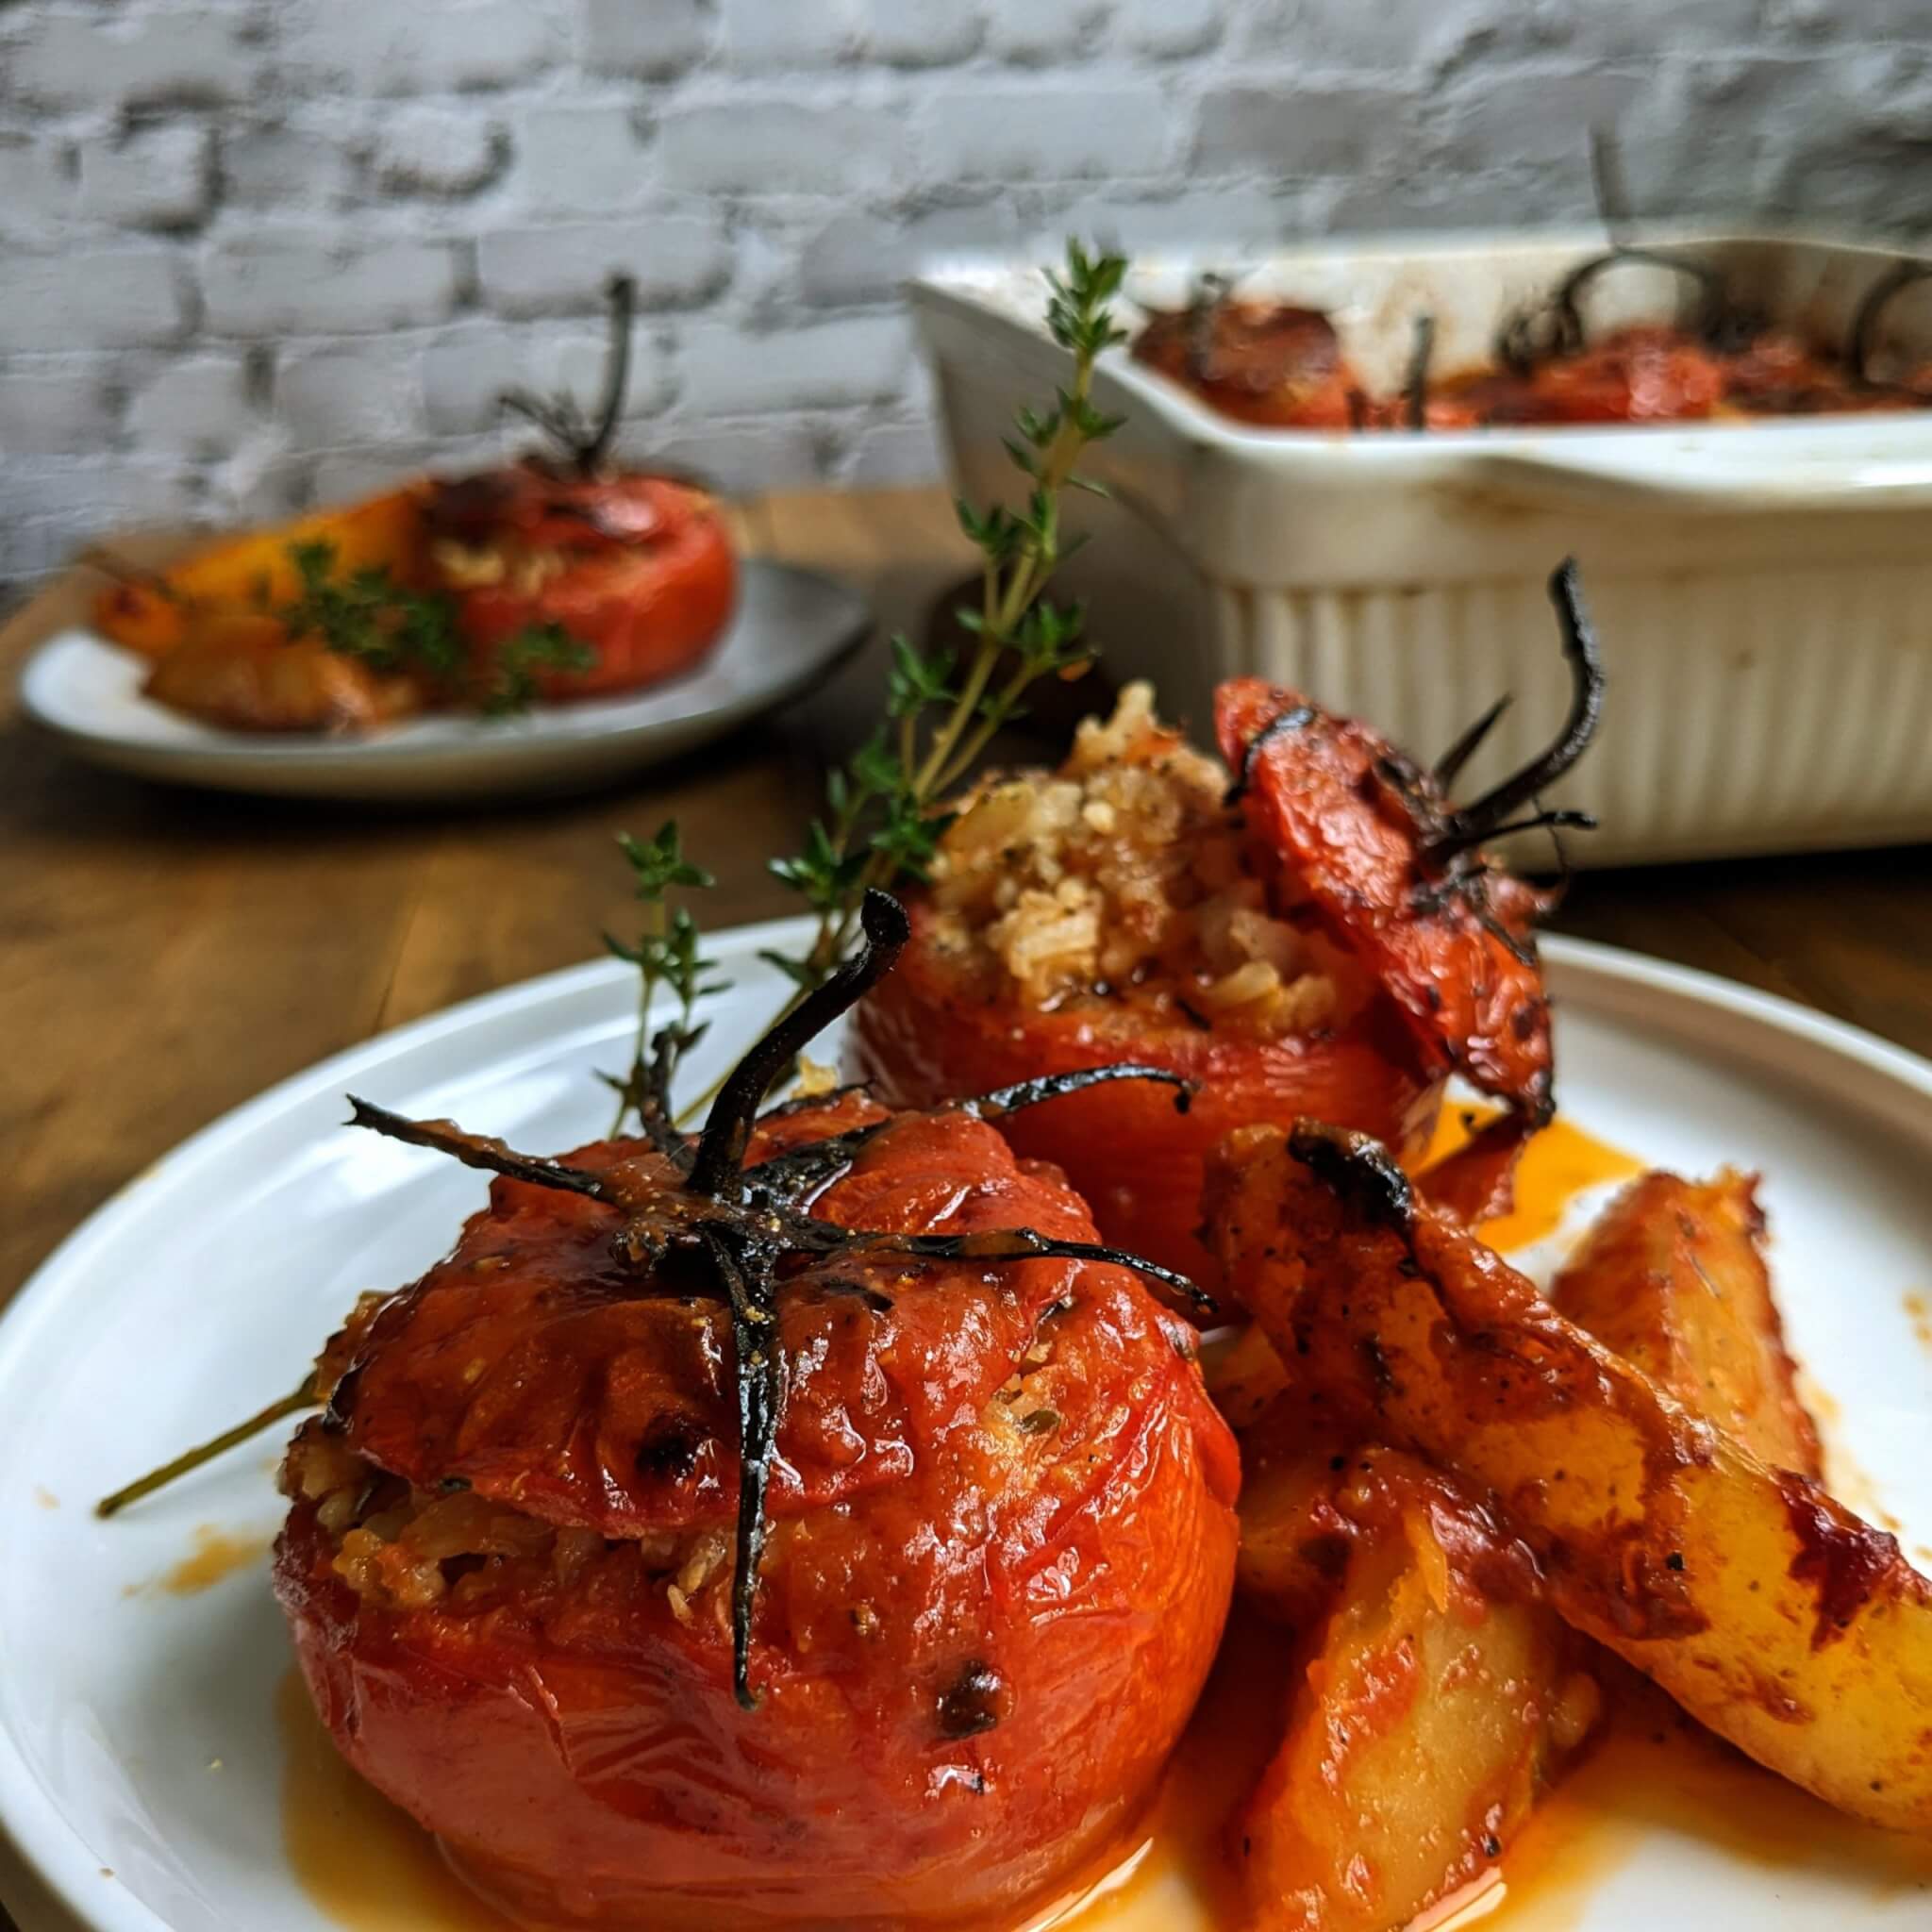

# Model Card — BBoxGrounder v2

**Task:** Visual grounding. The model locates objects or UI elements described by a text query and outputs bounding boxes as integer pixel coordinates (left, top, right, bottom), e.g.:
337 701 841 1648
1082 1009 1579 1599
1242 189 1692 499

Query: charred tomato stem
1403 313 1436 431
847 1227 1216 1317
689 890 909 1197
1185 270 1238 380
959 1063 1195 1121
1499 246 1746 376
1848 258 1932 392
1431 694 1512 791
584 272 636 473
498 271 637 475
703 1226 784 1709
346 1098 611 1200
745 1064 1195 1198
1424 559 1606 862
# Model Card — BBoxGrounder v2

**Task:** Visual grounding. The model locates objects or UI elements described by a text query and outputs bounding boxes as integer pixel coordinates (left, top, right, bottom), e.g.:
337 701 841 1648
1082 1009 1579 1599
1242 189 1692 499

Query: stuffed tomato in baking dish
847 566 1604 1283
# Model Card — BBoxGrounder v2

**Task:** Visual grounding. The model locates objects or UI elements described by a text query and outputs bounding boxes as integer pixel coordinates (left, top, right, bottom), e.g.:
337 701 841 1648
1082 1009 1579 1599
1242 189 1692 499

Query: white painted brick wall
1 0 1929 586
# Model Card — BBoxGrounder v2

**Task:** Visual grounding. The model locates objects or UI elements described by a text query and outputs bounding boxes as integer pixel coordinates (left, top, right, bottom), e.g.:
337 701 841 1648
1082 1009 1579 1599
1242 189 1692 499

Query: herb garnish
281 539 463 679
482 620 596 715
279 541 597 715
762 239 1129 1003
601 821 728 1139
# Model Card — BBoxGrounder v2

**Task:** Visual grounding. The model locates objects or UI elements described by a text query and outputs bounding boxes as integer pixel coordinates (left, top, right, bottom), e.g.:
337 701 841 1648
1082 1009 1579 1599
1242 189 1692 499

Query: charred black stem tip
1404 313 1436 432
1432 693 1513 791
1849 257 1932 391
1288 1120 1416 1232
1424 559 1605 862
344 1096 608 1200
858 886 912 950
688 890 910 1200
963 1062 1198 1123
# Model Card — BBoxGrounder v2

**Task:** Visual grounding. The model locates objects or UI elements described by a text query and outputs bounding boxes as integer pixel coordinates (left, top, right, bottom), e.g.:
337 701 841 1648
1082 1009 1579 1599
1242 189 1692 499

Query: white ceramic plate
16 561 870 803
2 922 1930 1932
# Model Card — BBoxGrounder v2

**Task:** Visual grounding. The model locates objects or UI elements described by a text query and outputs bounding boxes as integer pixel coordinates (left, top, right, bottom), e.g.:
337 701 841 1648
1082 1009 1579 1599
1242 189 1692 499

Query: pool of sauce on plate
1420 1108 1643 1253
128 1524 268 1599
275 1114 1920 1932
279 1610 1927 1932
162 1524 265 1593
278 1672 514 1929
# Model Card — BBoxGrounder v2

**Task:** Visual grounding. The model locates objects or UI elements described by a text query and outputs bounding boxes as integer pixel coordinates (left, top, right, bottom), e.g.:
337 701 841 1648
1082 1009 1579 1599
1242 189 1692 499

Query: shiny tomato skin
435 469 737 701
274 1100 1240 1930
845 900 1443 1288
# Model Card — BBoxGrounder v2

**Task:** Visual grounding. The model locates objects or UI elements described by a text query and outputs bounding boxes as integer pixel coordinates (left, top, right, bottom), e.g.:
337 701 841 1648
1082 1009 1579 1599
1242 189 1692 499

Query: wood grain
1 483 1930 1927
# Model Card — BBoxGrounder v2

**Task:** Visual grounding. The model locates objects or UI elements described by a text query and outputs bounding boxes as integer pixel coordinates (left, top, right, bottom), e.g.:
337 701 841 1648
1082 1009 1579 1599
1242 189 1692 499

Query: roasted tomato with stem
424 273 736 703
1132 279 1367 428
847 566 1605 1284
272 895 1239 1932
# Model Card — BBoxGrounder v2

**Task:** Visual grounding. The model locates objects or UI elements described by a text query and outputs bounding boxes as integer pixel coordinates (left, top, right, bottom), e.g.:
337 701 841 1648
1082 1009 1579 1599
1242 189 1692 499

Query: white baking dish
910 230 1932 867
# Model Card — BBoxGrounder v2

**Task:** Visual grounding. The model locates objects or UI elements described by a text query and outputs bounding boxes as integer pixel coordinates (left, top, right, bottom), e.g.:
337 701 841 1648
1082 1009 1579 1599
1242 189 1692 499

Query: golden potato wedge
1204 1319 1294 1431
142 614 425 734
1551 1169 1822 1477
1208 1121 1932 1834
1238 1447 1600 1931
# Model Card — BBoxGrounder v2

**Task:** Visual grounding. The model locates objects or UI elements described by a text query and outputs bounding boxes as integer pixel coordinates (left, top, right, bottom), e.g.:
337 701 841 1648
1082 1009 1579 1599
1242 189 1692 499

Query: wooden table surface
1 482 1931 1924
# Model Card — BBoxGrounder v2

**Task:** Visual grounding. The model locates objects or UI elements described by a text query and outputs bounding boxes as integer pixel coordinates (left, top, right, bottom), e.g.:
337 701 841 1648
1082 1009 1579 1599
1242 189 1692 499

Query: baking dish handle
1470 440 1932 512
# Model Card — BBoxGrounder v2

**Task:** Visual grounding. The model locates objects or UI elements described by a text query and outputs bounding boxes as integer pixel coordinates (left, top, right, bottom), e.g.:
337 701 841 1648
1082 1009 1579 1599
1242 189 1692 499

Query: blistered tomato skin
846 899 1441 1286
274 1099 1239 1931
1213 678 1557 1119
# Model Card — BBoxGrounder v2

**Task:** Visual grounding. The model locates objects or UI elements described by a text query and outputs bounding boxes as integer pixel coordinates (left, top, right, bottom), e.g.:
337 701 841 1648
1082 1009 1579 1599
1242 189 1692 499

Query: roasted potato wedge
1208 1121 1932 1834
1205 1319 1295 1432
142 613 424 734
1551 1168 1823 1478
1238 1446 1600 1930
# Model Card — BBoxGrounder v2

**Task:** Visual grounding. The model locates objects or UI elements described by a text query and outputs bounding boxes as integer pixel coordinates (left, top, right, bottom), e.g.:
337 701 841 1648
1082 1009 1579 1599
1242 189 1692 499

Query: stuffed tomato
849 575 1602 1283
425 463 735 702
275 1072 1238 1932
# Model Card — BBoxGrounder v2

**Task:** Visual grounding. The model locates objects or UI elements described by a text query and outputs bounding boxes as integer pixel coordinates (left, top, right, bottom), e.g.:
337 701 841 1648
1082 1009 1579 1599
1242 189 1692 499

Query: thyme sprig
282 539 464 679
602 822 729 1139
767 239 1128 1003
279 541 598 715
484 620 596 715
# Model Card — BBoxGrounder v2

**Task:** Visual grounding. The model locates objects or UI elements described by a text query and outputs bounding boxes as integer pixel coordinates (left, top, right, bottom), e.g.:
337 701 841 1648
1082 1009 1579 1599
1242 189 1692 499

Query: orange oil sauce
1907 1291 1932 1354
1447 1677 1932 1926
278 1671 514 1930
1418 1108 1643 1254
276 1624 1931 1932
141 1524 266 1596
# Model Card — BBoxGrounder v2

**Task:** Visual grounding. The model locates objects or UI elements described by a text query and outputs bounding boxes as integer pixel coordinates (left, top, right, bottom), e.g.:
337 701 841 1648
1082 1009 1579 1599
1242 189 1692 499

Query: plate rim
15 558 870 784
5 923 1932 1932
